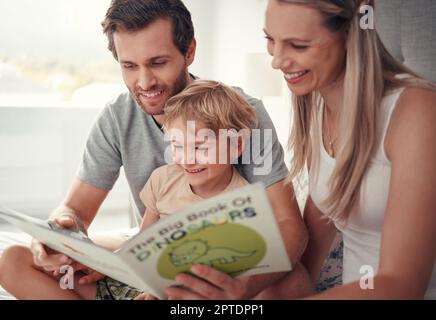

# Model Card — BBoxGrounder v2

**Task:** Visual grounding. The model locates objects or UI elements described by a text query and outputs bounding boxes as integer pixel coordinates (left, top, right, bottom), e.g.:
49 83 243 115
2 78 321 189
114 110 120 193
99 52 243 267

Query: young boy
0 80 257 300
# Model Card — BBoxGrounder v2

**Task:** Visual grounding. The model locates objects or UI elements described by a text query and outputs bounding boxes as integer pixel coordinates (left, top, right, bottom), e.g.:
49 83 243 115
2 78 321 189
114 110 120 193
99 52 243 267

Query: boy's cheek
195 152 210 164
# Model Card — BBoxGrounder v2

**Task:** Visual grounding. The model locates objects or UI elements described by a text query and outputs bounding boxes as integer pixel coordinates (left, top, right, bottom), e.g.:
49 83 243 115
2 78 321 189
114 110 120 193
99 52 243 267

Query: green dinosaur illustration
168 240 256 267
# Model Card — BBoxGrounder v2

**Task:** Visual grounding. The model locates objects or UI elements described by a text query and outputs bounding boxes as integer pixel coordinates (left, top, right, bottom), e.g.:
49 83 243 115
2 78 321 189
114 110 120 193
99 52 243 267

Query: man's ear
231 135 246 161
185 38 197 67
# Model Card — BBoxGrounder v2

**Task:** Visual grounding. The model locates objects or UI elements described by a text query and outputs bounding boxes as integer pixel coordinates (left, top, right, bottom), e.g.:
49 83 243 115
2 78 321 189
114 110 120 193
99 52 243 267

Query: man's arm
50 177 109 230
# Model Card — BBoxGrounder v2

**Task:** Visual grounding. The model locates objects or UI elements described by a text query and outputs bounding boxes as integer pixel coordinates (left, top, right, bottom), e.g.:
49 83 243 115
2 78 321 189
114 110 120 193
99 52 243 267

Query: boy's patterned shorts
96 277 143 300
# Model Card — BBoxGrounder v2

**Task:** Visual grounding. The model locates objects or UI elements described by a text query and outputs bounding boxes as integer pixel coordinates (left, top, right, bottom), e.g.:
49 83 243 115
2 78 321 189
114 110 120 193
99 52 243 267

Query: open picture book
0 183 292 299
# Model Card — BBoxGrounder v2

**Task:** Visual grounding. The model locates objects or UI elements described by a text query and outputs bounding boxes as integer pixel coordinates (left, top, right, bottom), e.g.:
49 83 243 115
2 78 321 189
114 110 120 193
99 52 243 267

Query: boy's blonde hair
163 80 257 133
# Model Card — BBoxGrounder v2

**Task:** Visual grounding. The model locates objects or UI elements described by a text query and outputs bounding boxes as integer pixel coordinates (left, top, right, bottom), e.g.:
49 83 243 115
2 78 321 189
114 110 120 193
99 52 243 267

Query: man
30 0 308 299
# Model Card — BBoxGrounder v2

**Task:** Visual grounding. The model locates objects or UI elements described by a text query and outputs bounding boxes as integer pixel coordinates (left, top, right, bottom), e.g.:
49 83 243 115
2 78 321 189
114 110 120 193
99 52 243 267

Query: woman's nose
271 45 292 70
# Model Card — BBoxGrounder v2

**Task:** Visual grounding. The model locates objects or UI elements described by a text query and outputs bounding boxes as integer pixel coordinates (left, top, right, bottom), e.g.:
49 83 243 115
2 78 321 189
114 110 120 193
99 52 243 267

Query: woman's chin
287 86 313 97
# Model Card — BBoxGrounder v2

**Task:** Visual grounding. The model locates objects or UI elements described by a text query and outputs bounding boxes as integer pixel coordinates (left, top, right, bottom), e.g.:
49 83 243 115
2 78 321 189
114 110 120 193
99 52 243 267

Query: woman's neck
319 72 345 118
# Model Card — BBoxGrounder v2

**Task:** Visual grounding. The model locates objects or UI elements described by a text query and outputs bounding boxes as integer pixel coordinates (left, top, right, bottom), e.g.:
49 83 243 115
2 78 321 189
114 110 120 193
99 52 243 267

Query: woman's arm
306 88 436 299
301 196 337 284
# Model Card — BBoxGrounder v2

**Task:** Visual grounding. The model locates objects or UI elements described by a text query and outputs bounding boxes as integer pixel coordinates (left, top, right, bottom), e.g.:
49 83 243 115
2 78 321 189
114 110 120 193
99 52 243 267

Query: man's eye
291 44 308 50
152 61 166 66
123 64 135 69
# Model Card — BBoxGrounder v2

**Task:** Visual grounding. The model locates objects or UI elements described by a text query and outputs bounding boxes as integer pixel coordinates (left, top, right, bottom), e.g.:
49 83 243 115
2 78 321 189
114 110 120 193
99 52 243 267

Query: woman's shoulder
394 86 436 123
384 85 436 160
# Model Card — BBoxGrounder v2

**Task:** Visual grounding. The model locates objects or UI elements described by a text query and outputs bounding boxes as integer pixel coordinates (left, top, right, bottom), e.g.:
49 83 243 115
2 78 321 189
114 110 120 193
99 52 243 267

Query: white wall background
0 0 292 229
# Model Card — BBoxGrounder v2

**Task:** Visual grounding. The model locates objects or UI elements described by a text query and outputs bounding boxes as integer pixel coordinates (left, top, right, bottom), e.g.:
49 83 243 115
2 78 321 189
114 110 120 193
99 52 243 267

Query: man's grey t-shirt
77 87 289 226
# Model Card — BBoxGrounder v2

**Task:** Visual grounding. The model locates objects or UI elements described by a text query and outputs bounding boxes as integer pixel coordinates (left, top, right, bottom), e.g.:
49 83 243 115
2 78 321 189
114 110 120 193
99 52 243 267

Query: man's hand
30 214 86 272
63 262 106 284
165 265 248 300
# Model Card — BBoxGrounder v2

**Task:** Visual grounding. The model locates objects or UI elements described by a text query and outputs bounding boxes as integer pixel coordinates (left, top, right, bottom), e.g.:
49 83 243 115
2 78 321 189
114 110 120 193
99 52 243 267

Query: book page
0 207 144 290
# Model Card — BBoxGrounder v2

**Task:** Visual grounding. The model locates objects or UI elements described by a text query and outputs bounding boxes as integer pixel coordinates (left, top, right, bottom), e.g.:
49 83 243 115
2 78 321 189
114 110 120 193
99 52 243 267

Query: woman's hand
165 265 248 300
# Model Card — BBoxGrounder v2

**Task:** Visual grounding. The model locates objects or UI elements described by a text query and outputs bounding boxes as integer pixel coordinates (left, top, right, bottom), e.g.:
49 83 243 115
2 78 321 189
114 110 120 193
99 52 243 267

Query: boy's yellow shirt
140 164 248 219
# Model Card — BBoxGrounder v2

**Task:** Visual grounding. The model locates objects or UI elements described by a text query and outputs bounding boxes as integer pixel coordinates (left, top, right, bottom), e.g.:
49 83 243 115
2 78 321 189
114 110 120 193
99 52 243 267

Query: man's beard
133 68 189 116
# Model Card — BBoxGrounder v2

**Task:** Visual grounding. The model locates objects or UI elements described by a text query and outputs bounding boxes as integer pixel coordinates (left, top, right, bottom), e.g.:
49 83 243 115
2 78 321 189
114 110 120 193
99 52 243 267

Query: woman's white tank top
309 88 436 299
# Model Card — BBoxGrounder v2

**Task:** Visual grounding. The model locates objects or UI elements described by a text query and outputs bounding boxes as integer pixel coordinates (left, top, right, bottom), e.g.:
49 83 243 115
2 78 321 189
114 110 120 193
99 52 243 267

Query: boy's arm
140 209 160 231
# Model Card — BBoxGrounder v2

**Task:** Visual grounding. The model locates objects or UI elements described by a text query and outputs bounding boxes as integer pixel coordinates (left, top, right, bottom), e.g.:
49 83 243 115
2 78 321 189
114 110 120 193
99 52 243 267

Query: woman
264 0 436 298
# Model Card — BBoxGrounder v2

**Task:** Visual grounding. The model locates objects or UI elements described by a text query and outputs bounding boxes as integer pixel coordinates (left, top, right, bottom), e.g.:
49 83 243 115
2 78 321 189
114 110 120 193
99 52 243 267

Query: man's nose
137 67 157 90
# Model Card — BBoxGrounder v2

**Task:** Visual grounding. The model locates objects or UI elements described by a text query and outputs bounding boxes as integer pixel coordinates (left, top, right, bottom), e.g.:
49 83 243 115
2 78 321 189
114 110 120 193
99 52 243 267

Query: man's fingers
37 252 71 270
55 216 78 230
79 271 105 284
31 238 71 269
70 262 87 272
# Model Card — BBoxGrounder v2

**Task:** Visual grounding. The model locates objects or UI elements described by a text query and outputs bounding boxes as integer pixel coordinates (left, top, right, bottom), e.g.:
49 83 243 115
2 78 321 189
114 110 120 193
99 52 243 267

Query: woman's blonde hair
280 0 435 222
163 80 257 134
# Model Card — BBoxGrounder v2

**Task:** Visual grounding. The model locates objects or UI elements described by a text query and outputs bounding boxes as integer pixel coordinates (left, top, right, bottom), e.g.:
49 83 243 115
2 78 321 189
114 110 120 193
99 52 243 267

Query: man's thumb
55 216 77 229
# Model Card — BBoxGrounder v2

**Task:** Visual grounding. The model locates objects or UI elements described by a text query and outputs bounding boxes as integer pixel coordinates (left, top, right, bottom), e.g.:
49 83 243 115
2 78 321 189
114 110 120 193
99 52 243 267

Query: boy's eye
173 145 183 149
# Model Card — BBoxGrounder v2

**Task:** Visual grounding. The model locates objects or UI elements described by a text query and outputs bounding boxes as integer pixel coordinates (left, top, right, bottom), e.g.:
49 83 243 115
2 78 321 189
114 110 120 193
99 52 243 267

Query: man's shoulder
230 85 264 110
97 92 150 128
104 91 135 113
